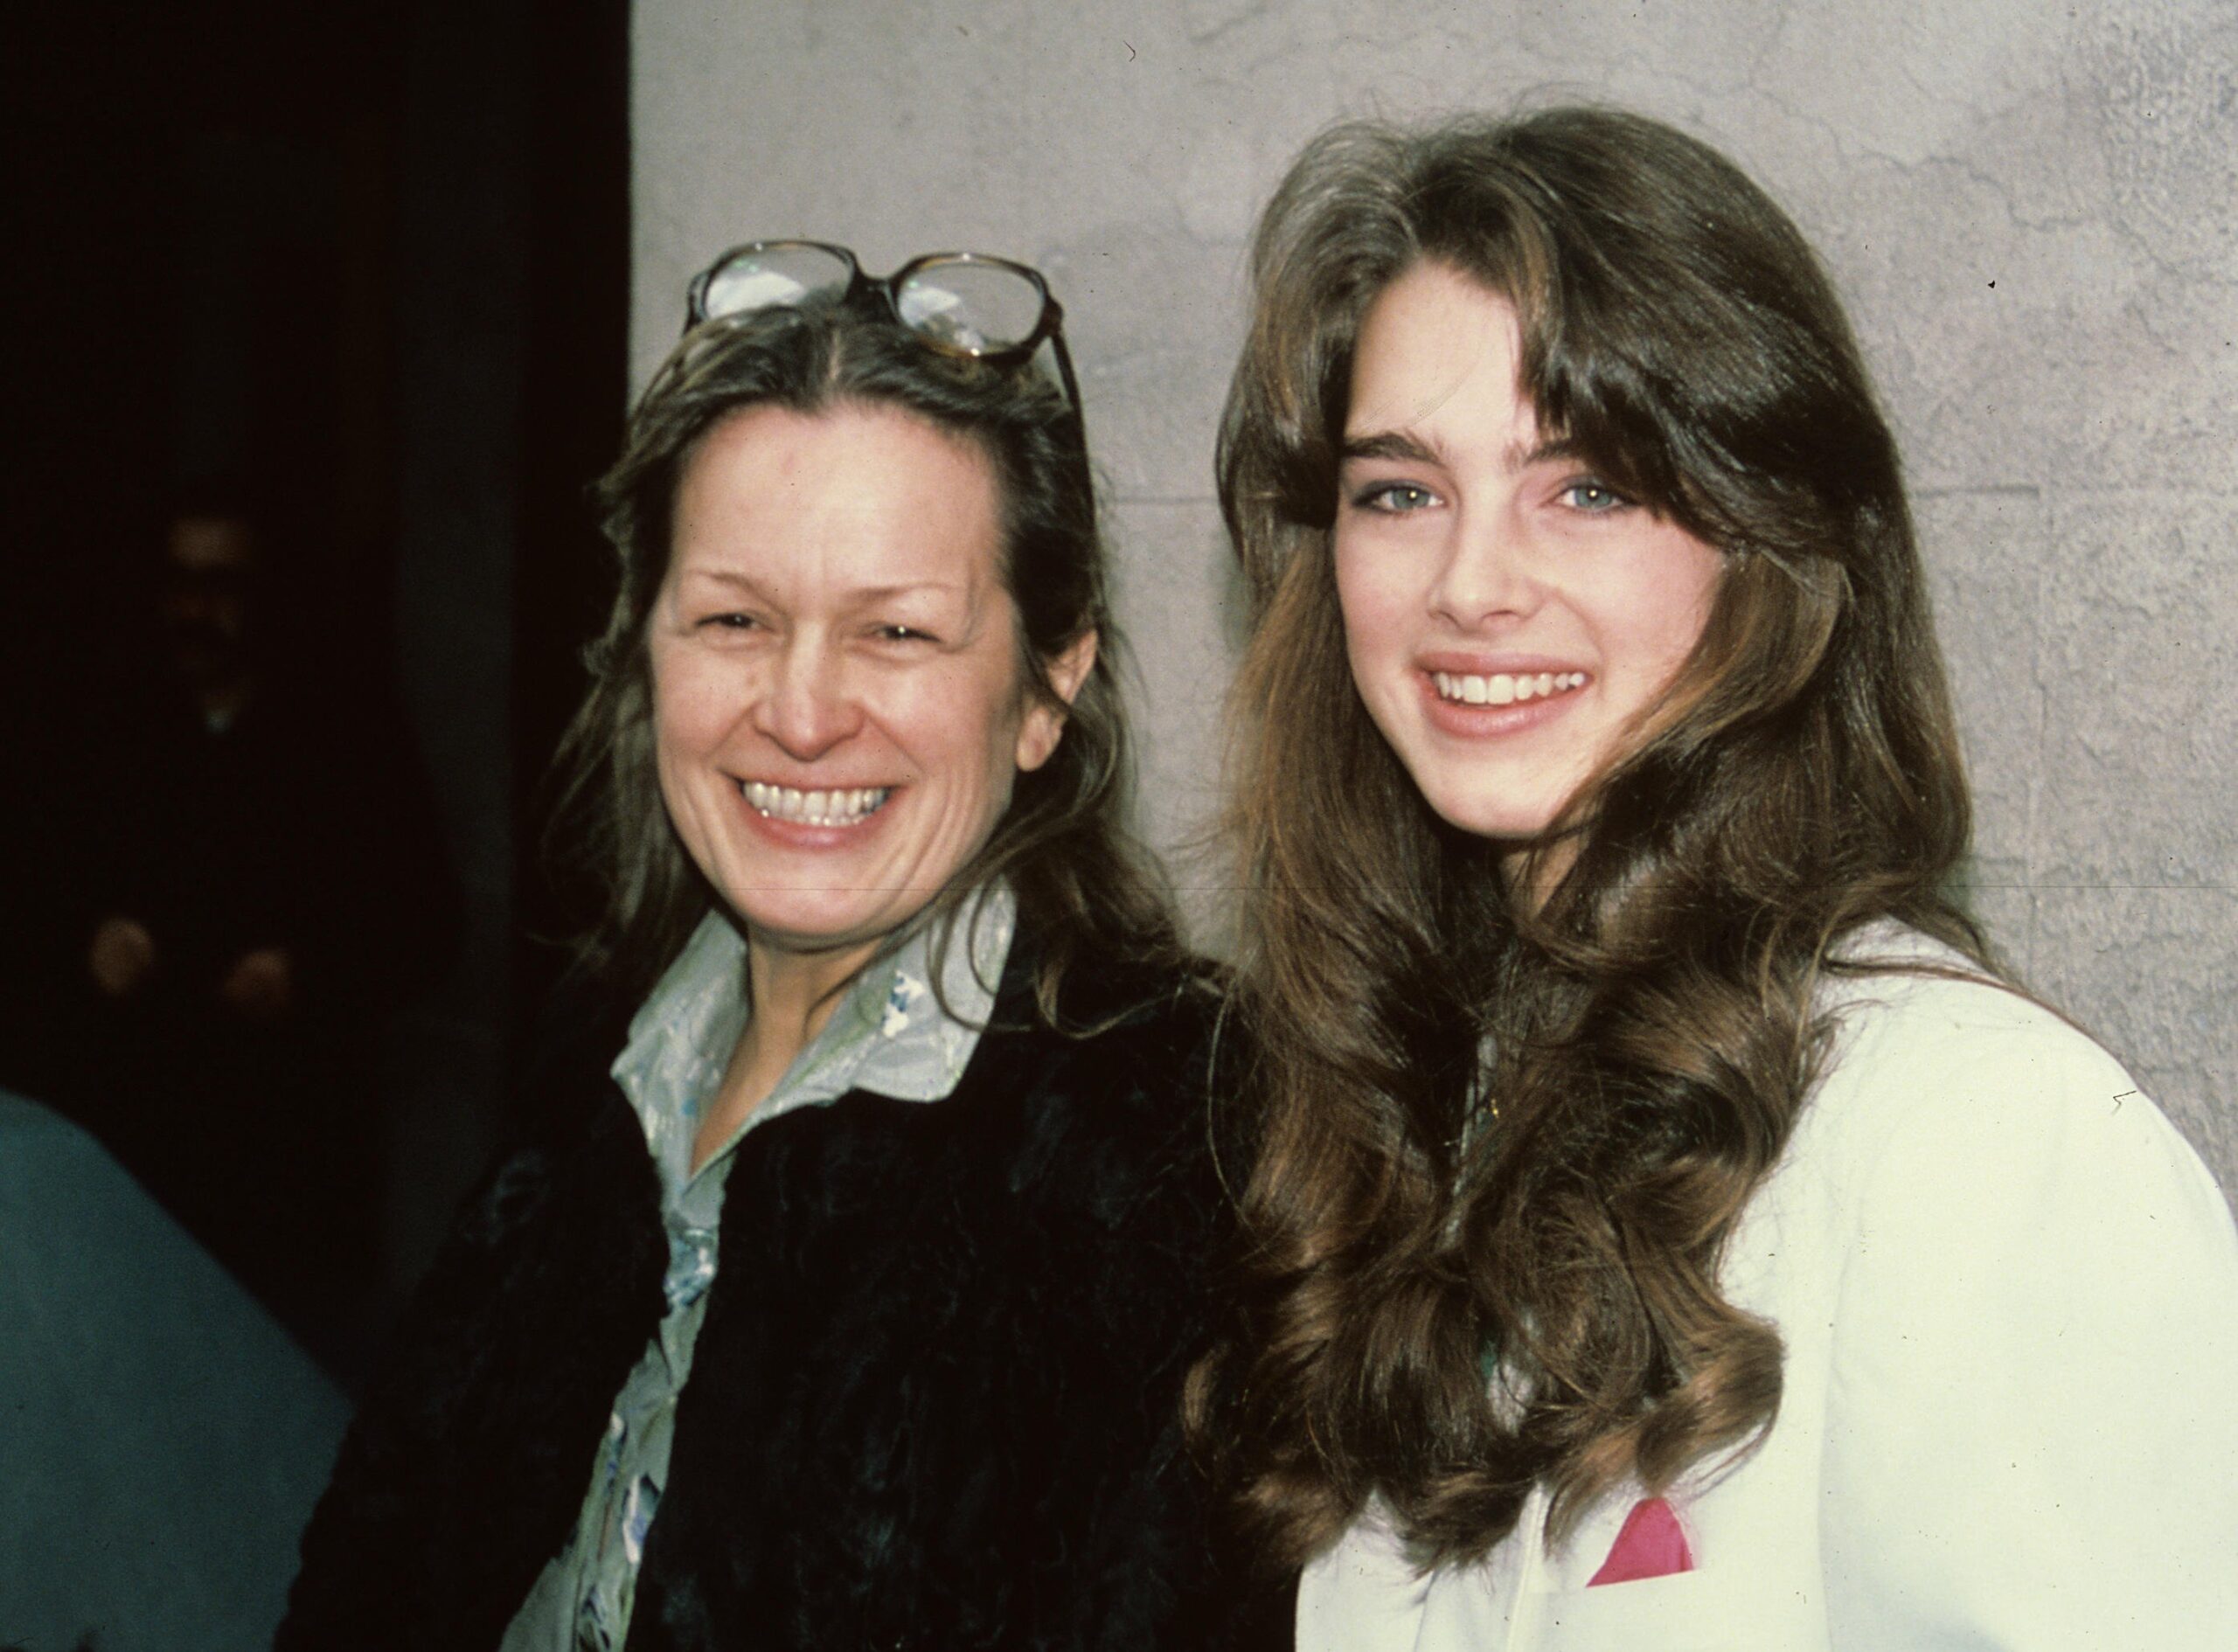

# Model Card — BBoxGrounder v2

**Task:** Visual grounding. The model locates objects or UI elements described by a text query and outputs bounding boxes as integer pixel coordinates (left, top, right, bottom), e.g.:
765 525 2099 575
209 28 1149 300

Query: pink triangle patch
1587 1496 1694 1586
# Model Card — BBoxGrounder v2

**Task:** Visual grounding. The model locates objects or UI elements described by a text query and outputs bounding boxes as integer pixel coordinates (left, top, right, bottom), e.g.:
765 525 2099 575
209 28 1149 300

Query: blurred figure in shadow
2 479 456 1382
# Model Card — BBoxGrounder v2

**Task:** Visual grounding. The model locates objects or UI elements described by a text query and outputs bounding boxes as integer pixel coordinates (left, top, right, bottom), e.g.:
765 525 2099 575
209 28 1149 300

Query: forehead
1346 261 1538 441
671 402 1004 587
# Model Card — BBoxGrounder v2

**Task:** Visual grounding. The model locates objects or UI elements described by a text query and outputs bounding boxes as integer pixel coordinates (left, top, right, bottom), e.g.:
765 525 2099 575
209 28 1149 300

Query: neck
743 934 882 1076
692 931 880 1174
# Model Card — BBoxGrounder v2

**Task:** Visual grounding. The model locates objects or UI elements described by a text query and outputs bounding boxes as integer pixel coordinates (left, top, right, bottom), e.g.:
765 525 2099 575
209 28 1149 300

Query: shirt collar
609 885 1016 1187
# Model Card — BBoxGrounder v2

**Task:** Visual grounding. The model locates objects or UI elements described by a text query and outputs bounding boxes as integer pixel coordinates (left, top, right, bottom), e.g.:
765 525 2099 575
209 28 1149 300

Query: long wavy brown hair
1188 106 1990 1568
547 297 1176 1017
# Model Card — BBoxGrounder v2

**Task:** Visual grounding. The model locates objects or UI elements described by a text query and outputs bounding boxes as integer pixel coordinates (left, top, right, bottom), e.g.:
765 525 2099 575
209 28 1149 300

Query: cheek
647 682 702 827
1605 542 1724 685
968 679 1032 793
1626 610 1705 686
648 676 743 848
1333 543 1404 673
650 649 733 760
1653 553 1725 672
884 662 1018 790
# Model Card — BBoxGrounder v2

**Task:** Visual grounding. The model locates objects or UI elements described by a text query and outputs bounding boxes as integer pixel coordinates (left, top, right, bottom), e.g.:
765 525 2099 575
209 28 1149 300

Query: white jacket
1299 934 2238 1650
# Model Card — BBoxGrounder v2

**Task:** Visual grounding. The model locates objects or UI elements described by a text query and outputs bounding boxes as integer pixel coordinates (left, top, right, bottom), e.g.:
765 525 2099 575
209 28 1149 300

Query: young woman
1195 108 2238 1648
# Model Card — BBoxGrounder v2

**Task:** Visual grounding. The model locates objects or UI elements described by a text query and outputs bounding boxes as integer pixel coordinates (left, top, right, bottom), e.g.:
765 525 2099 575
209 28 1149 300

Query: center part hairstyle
1191 107 1987 1565
549 297 1175 1017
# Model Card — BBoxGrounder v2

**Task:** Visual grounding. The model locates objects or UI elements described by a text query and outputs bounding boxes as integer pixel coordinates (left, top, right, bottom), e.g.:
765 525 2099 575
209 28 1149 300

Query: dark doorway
0 0 629 1387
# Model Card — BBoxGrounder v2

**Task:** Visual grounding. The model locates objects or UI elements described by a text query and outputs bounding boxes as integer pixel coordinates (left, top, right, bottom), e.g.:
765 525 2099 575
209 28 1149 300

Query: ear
1014 628 1099 774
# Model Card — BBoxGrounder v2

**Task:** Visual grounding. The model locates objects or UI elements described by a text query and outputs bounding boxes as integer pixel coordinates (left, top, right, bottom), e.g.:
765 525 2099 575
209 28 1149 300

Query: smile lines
741 781 892 827
1432 670 1588 706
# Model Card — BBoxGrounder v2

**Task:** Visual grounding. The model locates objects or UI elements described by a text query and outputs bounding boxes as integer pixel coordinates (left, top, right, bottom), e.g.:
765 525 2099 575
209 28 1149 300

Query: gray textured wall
632 0 2237 1195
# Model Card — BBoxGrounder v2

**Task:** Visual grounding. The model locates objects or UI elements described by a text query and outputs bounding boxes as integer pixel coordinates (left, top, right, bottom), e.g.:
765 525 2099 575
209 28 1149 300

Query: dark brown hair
549 297 1176 1015
1191 107 1988 1566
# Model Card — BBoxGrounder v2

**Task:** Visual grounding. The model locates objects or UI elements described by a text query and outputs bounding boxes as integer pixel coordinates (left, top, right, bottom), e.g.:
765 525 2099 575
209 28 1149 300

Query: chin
723 889 886 952
1409 778 1560 845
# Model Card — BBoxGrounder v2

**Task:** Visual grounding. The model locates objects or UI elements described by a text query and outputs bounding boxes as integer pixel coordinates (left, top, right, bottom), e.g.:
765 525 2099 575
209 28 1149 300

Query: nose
1429 502 1541 630
750 635 864 760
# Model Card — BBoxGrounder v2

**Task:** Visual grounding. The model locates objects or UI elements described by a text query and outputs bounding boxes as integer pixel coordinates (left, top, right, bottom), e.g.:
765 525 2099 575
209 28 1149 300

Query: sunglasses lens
700 243 853 320
895 261 1046 354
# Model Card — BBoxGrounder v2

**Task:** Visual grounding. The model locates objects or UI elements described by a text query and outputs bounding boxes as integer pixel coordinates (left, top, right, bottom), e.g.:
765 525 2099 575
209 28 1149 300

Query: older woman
281 246 1277 1650
1192 109 2238 1649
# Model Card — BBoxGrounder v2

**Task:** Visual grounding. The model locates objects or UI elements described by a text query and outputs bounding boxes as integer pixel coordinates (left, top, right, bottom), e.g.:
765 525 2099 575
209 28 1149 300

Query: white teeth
743 782 891 826
1432 671 1588 706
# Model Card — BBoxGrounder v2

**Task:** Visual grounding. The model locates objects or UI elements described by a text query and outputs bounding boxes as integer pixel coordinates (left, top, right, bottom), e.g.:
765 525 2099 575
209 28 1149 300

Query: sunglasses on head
684 239 1082 417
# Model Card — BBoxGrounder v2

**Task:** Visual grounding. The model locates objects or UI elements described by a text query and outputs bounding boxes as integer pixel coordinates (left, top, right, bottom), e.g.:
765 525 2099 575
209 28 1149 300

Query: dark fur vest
276 941 1286 1650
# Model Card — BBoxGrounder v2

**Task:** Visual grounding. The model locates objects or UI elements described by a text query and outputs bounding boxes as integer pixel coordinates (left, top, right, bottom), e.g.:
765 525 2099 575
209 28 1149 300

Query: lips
1431 669 1588 707
739 781 892 828
1416 662 1591 737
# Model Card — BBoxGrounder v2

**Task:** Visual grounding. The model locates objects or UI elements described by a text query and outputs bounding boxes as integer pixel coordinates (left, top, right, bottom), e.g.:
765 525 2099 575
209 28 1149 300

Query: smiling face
650 401 1087 974
1334 261 1725 865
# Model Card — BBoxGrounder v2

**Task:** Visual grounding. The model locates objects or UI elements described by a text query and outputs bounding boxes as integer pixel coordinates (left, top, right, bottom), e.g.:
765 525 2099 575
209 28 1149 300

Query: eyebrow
678 568 767 593
675 568 969 604
1339 429 1443 466
1339 428 1586 472
852 580 967 603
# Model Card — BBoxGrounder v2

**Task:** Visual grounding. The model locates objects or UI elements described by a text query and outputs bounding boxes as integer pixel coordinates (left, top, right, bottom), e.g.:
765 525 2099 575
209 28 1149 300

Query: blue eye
1353 481 1442 513
1558 478 1630 512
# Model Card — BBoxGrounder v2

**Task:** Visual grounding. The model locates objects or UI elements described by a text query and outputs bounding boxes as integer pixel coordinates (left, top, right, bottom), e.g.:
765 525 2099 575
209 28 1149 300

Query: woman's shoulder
512 965 639 1105
1004 941 1225 1072
1720 927 2238 1652
1796 920 2228 1237
969 947 1232 1190
1815 920 2121 1096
